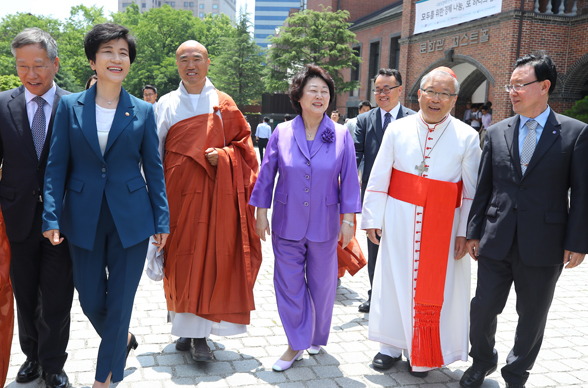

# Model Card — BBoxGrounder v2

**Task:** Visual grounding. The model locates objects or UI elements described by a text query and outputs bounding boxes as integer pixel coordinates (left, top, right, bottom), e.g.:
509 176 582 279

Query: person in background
42 23 169 388
463 101 472 125
85 74 98 90
255 116 272 162
330 109 340 123
470 104 481 132
478 105 492 148
143 84 157 105
250 64 361 372
284 113 292 121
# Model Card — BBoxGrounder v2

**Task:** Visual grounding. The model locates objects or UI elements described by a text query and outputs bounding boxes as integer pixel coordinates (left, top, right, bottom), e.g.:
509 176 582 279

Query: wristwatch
342 220 354 227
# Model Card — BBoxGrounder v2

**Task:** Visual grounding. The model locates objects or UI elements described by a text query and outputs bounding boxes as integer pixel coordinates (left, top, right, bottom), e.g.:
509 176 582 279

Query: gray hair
11 28 58 61
420 69 460 94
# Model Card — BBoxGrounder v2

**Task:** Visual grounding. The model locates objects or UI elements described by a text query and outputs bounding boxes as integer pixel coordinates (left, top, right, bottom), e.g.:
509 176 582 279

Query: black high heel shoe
125 333 139 365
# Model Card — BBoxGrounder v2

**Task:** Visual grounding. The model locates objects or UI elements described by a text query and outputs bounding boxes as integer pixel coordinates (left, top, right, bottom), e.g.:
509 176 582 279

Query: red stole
387 168 462 367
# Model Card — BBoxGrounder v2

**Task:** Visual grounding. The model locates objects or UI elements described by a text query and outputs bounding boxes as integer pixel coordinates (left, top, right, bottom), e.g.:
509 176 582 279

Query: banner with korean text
414 0 502 35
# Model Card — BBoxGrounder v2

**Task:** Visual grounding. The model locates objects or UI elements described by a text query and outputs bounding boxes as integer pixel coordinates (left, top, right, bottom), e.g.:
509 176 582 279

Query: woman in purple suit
249 64 361 372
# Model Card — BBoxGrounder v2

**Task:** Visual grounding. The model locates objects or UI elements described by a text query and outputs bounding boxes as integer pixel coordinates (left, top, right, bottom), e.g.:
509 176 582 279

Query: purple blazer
249 114 361 242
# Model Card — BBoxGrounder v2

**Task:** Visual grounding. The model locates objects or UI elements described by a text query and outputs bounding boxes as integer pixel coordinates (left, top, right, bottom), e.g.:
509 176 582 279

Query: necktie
520 119 538 175
382 112 392 133
31 96 47 159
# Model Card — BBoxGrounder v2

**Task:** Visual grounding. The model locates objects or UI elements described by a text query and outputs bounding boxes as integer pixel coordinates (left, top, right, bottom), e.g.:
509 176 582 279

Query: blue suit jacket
42 86 169 250
249 114 361 242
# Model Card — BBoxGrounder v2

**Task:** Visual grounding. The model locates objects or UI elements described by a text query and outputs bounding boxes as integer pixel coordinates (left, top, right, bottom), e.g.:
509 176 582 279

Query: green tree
564 96 588 124
0 74 21 91
265 7 360 97
208 12 265 105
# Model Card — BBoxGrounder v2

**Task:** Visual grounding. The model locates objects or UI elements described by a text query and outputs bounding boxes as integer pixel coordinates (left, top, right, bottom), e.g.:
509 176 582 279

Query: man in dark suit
354 68 415 313
0 28 73 388
462 52 588 388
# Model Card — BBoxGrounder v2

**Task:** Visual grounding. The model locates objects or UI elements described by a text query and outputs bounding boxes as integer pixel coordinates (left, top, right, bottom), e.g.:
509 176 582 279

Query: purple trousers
272 234 338 351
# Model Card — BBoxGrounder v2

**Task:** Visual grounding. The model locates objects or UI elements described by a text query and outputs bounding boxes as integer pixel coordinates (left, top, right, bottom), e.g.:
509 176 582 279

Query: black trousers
469 235 562 385
9 202 74 373
258 138 269 162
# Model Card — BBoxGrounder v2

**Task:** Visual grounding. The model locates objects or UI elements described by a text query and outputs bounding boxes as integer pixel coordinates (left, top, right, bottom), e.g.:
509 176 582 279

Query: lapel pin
125 112 130 116
552 131 556 134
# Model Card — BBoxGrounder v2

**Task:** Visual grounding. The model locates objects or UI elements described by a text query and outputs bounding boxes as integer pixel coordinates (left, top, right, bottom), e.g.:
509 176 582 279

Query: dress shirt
256 122 272 139
481 113 492 129
463 108 472 122
25 83 56 135
518 106 551 157
379 103 401 125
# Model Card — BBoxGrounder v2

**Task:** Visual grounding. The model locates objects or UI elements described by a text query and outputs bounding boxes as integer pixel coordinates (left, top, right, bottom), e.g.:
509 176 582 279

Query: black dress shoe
126 332 139 365
407 360 429 377
460 365 497 388
505 383 526 388
191 337 214 362
176 337 192 351
372 352 401 369
358 300 370 313
43 370 71 388
16 359 42 383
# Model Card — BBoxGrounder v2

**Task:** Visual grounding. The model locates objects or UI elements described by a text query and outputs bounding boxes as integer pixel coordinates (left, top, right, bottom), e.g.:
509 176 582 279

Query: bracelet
342 220 354 227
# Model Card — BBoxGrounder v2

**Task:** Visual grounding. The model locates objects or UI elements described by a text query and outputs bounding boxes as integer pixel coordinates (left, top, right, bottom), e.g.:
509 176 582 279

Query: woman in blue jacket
42 23 169 388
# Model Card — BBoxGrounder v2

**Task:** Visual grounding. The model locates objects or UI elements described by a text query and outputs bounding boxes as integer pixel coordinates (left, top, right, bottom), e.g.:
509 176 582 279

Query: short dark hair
143 85 157 94
514 51 557 95
289 64 335 116
481 105 489 111
284 114 292 121
331 109 339 114
85 74 98 90
375 68 402 86
84 23 137 64
359 100 372 109
263 117 269 122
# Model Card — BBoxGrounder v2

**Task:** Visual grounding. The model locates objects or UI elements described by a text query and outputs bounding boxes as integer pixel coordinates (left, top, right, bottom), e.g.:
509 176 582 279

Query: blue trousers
69 197 148 383
272 234 338 351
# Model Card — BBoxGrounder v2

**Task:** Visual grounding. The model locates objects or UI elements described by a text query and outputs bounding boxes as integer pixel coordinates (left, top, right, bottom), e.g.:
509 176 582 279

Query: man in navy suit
354 68 415 313
462 52 588 388
0 28 73 388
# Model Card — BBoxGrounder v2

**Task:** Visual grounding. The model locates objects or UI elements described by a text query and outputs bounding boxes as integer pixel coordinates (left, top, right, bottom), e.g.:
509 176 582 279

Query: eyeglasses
420 89 457 101
144 93 155 97
373 85 400 95
504 80 539 93
16 65 50 74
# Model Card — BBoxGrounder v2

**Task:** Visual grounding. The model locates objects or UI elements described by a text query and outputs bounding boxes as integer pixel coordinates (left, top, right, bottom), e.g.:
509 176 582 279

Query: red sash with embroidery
387 168 462 367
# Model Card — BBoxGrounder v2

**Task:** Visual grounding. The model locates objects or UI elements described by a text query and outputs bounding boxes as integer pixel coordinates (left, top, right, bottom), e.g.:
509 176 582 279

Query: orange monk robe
337 214 366 278
163 91 262 325
0 210 13 388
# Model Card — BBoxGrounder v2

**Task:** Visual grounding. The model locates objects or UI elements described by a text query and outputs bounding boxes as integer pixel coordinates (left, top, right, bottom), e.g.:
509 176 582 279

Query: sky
0 0 256 22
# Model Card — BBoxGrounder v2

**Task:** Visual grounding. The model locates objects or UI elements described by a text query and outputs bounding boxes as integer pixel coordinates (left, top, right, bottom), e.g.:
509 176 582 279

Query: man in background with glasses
354 68 415 314
463 52 588 388
143 84 158 105
0 28 73 388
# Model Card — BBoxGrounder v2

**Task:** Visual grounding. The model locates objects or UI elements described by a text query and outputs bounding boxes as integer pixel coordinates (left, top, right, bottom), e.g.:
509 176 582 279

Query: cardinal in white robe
361 67 481 375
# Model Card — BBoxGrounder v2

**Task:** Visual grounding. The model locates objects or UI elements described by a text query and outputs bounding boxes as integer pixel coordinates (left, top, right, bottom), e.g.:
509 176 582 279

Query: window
212 4 218 8
199 4 204 8
190 2 194 6
212 12 218 16
142 2 146 7
122 2 130 6
184 2 188 6
368 41 380 101
389 37 400 70
171 1 175 6
199 12 205 17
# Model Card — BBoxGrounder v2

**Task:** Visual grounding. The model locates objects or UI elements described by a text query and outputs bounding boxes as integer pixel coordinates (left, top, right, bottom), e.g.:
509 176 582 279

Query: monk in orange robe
155 40 262 362
0 209 13 387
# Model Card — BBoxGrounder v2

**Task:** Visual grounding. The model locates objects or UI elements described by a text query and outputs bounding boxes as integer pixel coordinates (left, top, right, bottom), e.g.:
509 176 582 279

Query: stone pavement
6 214 588 388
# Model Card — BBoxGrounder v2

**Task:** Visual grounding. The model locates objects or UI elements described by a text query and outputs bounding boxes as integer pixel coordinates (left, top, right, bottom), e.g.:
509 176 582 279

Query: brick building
308 0 588 123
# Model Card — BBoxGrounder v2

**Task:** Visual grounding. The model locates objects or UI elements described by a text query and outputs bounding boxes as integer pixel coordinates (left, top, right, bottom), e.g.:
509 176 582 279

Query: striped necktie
520 119 538 175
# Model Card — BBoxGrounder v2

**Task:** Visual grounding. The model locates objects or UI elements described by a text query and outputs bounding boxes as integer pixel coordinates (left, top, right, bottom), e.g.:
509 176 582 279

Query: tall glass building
254 0 302 48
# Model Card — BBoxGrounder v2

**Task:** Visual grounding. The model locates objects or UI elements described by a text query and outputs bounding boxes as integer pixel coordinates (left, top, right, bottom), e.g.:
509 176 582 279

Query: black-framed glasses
504 80 539 93
373 85 401 95
420 89 456 101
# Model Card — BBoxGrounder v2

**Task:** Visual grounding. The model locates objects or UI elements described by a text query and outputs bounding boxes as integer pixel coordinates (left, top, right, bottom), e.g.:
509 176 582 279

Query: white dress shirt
25 83 56 135
379 102 401 127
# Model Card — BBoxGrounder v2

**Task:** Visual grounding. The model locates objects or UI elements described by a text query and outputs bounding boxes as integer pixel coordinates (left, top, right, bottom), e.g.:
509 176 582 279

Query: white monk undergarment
361 112 481 372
